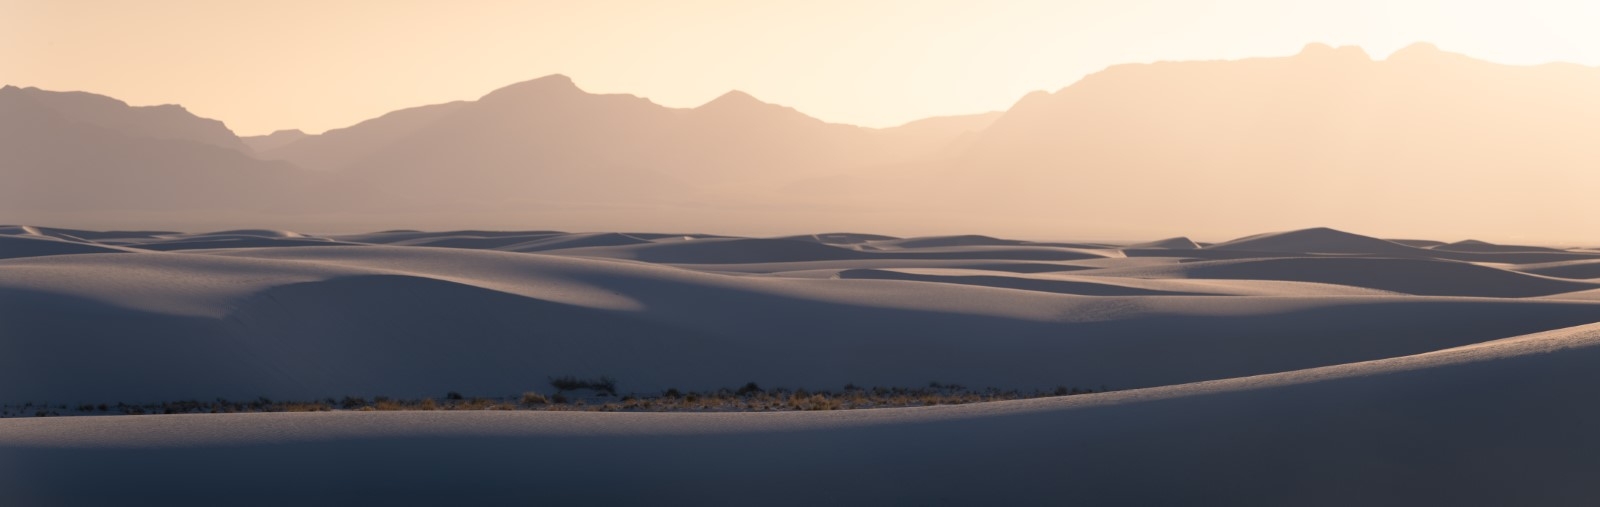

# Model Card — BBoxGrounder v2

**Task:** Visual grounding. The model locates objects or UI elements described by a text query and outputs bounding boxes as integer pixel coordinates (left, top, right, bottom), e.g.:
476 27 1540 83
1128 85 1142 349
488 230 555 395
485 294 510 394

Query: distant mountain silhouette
944 42 1600 239
7 43 1600 239
253 75 992 207
0 86 316 226
241 129 309 154
2 85 248 152
258 101 471 171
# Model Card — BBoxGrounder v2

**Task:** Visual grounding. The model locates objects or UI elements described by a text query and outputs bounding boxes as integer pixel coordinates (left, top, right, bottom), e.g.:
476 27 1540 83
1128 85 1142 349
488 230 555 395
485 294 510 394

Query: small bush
549 375 618 396
446 391 464 401
521 391 549 405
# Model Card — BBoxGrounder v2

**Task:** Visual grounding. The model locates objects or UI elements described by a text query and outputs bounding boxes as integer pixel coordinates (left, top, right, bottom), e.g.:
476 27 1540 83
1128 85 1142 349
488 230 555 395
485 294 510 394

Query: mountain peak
1387 42 1446 61
1297 43 1371 61
479 74 583 101
697 90 773 112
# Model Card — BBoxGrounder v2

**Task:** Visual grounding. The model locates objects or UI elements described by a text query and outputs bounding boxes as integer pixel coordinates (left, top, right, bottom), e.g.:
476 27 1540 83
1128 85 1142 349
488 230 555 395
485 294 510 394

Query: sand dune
6 227 1600 407
771 232 900 245
543 237 1112 263
1434 239 1565 253
838 267 1211 296
839 267 1393 297
6 226 1600 504
867 234 1021 248
1082 256 1598 297
1543 289 1600 301
126 236 353 251
1128 236 1200 249
496 232 653 252
1511 259 1600 280
1208 227 1423 256
6 321 1599 505
0 234 133 259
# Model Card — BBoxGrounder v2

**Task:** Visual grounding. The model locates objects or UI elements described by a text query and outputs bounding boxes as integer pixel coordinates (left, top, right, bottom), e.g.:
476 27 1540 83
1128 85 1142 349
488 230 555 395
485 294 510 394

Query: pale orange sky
5 0 1599 136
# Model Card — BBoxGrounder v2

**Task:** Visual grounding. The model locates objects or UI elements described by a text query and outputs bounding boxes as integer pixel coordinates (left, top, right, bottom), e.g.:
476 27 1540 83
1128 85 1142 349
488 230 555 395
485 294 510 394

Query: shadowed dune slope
1512 259 1600 280
1128 236 1201 249
0 235 133 260
1434 239 1565 253
544 237 1111 263
5 322 1600 505
838 268 1211 296
772 232 900 245
1083 256 1598 298
7 245 1600 404
496 232 653 252
1208 227 1425 256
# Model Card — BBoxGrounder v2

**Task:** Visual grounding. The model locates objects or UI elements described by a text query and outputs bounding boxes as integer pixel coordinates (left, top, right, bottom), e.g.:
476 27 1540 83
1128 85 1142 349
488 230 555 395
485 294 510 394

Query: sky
5 0 1600 136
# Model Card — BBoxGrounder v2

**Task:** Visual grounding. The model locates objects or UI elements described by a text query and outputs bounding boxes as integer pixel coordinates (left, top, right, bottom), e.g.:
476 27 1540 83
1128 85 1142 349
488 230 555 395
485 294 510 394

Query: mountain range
4 42 1598 241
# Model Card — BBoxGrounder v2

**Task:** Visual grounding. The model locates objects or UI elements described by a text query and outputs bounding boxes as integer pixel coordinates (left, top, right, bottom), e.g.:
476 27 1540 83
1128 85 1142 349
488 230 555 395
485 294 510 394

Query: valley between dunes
4 225 1600 504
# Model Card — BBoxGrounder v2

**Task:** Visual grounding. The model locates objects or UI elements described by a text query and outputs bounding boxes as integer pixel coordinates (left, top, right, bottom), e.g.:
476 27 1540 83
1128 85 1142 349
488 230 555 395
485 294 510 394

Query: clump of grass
4 380 1107 419
549 375 618 396
339 396 366 409
520 391 549 405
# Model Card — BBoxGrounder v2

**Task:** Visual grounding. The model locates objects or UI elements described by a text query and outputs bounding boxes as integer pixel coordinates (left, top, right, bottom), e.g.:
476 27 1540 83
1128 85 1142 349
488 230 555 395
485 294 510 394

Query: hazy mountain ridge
1 85 249 152
5 43 1600 241
944 42 1600 239
0 87 320 220
240 129 309 154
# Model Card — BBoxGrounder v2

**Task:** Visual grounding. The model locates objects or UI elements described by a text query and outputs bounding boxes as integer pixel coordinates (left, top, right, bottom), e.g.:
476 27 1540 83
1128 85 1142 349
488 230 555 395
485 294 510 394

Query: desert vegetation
0 381 1103 418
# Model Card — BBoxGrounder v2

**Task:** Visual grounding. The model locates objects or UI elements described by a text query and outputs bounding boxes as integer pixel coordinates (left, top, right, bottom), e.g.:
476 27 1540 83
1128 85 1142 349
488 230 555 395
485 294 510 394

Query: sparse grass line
0 382 1107 418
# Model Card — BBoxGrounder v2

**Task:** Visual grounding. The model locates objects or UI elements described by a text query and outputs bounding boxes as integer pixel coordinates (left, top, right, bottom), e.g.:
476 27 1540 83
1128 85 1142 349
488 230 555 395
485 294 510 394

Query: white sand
4 321 1598 505
4 226 1600 504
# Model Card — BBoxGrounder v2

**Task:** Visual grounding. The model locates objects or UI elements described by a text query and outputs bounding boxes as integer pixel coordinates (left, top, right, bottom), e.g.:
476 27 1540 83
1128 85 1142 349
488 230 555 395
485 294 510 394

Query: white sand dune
384 232 568 249
124 236 353 251
1543 288 1600 301
1202 227 1600 265
867 234 1022 248
1081 256 1598 298
1434 239 1566 253
650 258 1104 275
6 233 1600 405
838 267 1214 296
5 321 1599 505
496 231 653 252
189 229 307 239
0 234 134 259
1208 227 1432 256
544 237 1113 263
1127 236 1201 249
838 267 1394 297
5 226 1600 504
1386 238 1449 248
1513 259 1600 280
770 232 900 245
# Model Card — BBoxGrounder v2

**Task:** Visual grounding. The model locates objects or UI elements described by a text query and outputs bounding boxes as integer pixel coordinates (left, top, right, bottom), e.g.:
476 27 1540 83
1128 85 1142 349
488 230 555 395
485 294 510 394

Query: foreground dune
3 225 1599 504
4 321 1599 505
7 238 1600 403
